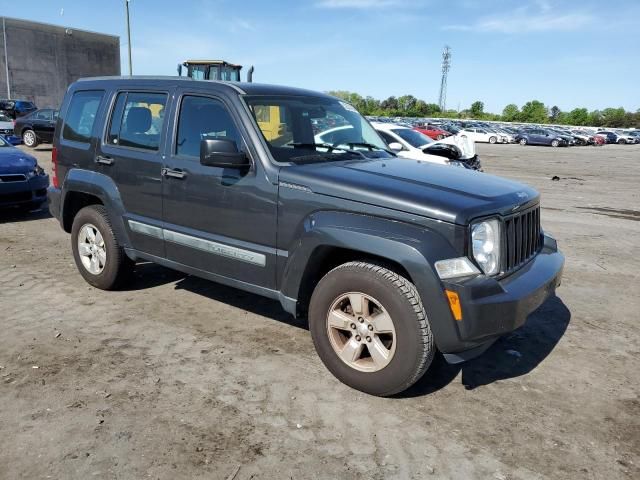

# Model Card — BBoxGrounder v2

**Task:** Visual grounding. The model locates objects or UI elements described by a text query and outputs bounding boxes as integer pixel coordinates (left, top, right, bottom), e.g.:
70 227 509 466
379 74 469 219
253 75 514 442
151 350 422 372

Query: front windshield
391 128 433 148
244 95 390 163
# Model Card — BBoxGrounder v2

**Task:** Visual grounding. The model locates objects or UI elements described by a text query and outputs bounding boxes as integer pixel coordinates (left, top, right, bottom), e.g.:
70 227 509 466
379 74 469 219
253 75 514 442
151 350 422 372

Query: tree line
327 91 640 128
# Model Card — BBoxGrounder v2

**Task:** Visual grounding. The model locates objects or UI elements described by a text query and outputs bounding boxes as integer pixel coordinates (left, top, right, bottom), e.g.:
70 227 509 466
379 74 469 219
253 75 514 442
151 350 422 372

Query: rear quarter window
62 90 104 144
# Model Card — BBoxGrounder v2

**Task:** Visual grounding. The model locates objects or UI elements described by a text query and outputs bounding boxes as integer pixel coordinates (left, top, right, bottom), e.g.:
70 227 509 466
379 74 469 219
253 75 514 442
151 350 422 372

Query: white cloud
443 3 595 34
315 0 402 8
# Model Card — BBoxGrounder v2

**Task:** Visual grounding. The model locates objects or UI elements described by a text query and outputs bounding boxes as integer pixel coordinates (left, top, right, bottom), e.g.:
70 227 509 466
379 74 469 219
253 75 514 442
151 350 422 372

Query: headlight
28 164 45 177
471 219 501 275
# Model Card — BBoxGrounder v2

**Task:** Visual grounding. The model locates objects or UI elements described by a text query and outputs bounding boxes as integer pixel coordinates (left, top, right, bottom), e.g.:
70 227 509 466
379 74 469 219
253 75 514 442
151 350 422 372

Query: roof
182 60 242 68
74 76 336 99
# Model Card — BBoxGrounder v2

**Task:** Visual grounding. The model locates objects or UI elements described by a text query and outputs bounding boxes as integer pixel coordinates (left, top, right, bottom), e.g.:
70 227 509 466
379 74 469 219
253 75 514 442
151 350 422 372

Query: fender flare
60 168 132 249
279 211 464 351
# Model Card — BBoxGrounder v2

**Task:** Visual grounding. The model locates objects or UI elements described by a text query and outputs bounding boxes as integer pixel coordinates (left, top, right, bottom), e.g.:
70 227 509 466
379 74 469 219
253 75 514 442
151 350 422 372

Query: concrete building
1 17 120 108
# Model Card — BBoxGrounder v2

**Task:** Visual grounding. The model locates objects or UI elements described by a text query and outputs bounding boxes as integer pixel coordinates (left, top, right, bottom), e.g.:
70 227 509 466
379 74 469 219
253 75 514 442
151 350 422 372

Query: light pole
125 0 132 75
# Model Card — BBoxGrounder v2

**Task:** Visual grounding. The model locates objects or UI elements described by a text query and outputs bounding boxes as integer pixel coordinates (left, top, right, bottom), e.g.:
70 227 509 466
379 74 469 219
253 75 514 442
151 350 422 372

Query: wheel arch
60 168 132 249
279 211 462 350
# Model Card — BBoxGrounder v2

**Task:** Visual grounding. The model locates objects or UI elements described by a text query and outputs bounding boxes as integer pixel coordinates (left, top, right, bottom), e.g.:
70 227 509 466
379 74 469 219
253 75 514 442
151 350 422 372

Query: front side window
62 90 104 143
176 96 242 158
108 92 167 151
244 95 389 163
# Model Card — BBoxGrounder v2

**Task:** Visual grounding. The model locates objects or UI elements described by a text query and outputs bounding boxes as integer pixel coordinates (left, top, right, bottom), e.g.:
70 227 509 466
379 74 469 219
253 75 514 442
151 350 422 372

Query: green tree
601 107 627 128
565 108 589 126
520 100 549 124
470 101 485 118
502 104 520 122
549 106 561 122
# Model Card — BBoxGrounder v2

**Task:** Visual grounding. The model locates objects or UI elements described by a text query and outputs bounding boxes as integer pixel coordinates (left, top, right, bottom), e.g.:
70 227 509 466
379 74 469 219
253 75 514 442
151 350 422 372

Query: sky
1 0 638 113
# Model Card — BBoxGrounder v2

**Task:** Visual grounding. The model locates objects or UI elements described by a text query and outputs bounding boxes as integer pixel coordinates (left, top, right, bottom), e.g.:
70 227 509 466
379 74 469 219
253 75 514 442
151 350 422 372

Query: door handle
161 168 186 179
95 155 114 166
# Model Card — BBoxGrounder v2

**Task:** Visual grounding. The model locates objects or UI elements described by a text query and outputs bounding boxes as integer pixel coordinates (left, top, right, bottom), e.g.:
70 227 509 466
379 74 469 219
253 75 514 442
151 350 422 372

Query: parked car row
368 116 640 148
0 98 59 147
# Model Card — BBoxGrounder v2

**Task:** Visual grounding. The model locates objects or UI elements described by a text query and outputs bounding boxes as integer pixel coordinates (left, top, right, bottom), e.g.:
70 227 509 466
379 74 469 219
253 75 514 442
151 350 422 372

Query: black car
13 108 59 148
48 77 564 396
0 99 37 120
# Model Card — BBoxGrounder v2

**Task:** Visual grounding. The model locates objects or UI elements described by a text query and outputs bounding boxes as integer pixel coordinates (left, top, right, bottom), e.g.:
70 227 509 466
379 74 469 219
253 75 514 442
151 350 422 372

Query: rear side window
34 110 52 120
176 96 241 158
62 90 104 143
107 92 167 151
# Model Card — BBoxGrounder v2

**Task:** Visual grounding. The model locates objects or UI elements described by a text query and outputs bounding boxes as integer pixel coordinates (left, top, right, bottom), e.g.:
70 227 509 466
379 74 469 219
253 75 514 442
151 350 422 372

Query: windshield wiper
287 142 366 159
343 142 396 156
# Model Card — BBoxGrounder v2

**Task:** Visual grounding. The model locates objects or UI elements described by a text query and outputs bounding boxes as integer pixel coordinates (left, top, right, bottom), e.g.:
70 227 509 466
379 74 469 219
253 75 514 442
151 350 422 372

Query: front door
161 92 278 289
97 89 170 258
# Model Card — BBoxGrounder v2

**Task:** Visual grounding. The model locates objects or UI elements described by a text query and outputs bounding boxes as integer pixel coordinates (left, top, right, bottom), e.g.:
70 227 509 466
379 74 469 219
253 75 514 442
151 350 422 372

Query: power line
438 46 451 112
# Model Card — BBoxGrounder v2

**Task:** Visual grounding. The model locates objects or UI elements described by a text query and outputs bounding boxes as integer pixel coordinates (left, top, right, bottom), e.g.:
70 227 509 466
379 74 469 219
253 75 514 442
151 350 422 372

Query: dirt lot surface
1 143 639 479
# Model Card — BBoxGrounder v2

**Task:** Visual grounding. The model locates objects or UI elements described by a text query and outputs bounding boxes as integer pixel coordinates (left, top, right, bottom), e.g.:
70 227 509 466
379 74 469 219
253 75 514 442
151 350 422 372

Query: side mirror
388 142 404 152
200 138 250 168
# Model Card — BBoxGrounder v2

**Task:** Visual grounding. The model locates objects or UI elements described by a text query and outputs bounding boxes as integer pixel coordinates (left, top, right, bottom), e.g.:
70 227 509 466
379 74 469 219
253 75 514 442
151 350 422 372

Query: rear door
96 89 171 258
31 109 56 142
161 90 278 289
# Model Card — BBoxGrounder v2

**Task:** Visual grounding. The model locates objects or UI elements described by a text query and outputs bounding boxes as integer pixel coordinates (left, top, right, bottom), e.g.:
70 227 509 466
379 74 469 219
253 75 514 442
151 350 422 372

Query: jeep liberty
48 77 564 396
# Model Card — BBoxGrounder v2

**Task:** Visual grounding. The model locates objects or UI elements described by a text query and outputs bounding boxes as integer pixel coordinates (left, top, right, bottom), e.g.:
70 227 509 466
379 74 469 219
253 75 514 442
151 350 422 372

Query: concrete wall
0 17 120 109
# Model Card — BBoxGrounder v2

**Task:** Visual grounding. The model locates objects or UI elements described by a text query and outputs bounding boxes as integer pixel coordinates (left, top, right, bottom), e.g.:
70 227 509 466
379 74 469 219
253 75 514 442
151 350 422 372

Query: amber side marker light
445 290 462 321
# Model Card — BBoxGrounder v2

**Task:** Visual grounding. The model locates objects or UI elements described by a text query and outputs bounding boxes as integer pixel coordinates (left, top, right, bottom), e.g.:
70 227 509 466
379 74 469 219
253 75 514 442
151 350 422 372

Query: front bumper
440 234 564 361
0 174 49 208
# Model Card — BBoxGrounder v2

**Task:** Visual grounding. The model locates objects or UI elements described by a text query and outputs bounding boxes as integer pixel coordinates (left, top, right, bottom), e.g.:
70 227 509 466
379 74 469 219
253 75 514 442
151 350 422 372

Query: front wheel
551 140 560 147
22 129 38 148
309 261 434 396
489 136 497 144
519 138 528 145
617 139 626 144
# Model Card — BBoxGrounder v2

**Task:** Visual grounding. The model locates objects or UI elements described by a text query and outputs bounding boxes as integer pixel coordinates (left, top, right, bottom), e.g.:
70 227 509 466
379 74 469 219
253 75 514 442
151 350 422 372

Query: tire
551 140 560 147
71 205 134 290
309 261 434 396
22 129 38 148
617 139 625 145
489 136 497 144
436 134 444 140
519 138 527 145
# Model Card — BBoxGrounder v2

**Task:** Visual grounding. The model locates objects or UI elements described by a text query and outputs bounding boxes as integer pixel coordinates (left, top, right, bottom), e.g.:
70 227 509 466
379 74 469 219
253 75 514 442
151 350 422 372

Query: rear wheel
309 261 434 396
22 129 38 148
71 205 133 290
617 139 626 144
489 136 497 144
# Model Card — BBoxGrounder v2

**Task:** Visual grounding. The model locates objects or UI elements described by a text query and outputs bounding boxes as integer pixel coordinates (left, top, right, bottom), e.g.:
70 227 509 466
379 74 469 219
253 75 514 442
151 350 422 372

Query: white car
370 122 480 170
460 127 504 144
0 112 14 138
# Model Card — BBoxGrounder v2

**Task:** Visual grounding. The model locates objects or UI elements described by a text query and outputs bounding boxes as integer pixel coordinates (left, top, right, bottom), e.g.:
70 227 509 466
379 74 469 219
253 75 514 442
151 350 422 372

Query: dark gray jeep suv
48 77 564 396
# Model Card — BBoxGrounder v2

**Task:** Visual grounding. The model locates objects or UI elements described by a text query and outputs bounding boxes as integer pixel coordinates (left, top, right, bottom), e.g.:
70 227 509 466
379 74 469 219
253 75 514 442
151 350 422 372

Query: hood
0 146 37 175
280 157 539 225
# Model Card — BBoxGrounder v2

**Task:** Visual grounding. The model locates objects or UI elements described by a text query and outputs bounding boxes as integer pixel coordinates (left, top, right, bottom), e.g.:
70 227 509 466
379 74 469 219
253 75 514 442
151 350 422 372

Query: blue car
515 128 568 147
0 135 49 210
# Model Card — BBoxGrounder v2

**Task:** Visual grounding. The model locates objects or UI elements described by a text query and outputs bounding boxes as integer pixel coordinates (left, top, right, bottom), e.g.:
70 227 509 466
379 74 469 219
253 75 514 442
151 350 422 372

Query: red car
413 125 451 140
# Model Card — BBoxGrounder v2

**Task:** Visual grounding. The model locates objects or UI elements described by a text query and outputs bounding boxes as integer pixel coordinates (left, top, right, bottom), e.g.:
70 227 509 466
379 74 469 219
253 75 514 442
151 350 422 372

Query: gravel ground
0 143 638 480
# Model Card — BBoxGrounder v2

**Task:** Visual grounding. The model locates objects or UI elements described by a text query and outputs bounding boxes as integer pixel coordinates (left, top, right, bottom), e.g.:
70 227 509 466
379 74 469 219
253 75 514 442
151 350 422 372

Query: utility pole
2 17 10 98
438 46 451 112
125 0 132 75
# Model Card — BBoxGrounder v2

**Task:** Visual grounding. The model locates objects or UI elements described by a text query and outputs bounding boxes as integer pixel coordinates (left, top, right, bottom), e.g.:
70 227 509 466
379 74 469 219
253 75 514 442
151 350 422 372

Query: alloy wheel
77 223 107 275
326 292 397 373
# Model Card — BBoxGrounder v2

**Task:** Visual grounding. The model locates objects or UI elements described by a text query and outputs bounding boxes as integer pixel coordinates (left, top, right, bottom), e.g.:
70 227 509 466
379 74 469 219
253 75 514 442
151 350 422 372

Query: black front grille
503 205 541 272
0 190 31 204
0 174 27 182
